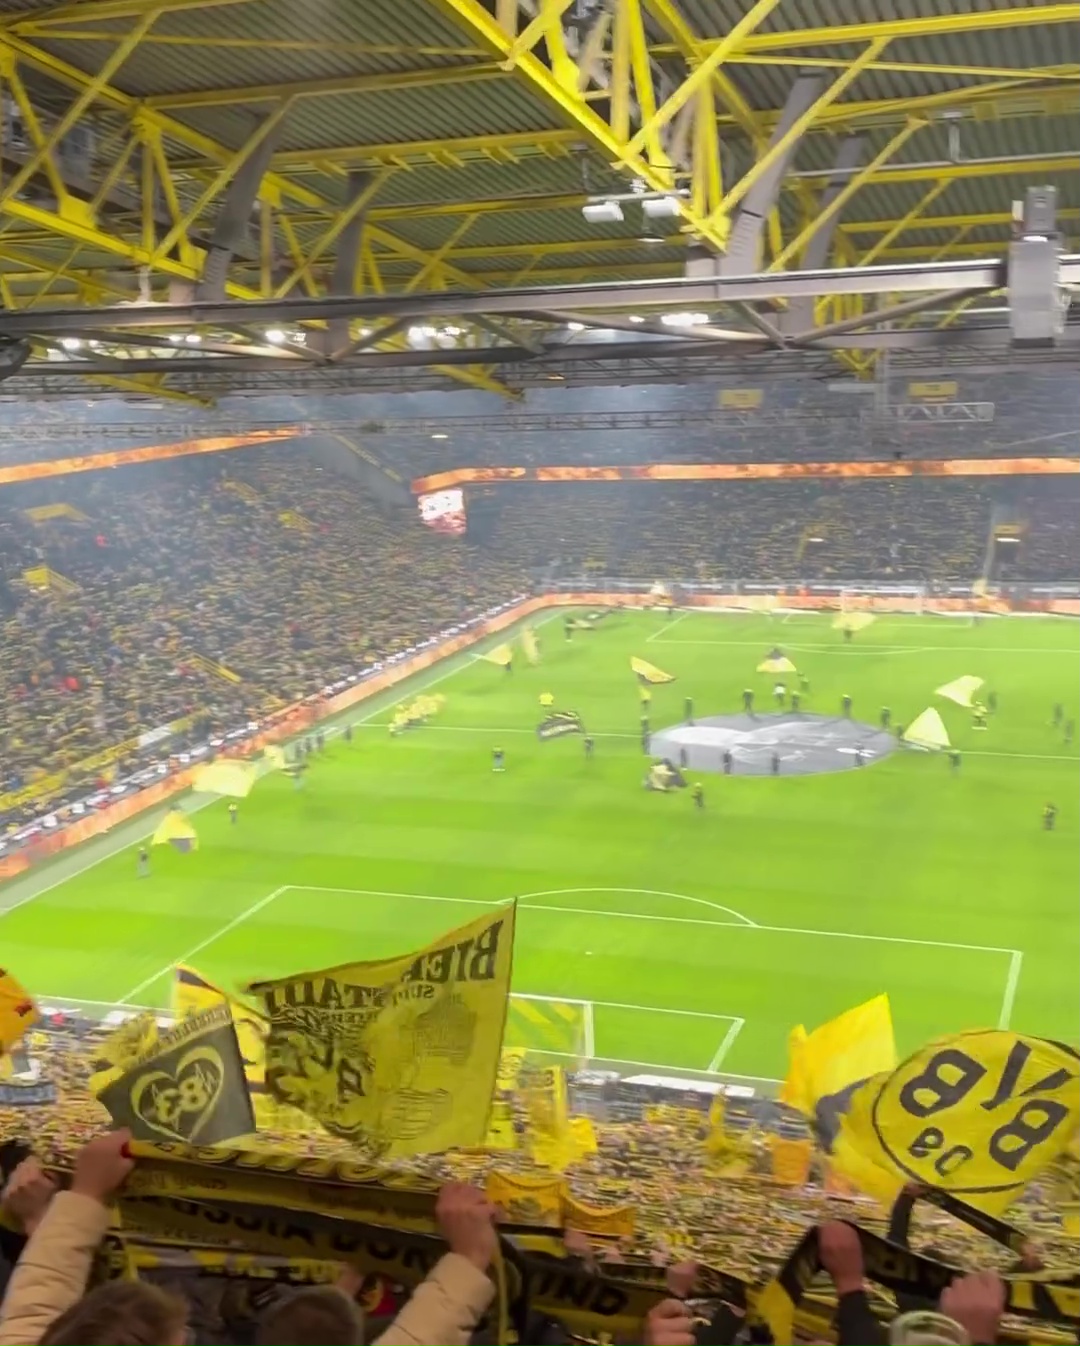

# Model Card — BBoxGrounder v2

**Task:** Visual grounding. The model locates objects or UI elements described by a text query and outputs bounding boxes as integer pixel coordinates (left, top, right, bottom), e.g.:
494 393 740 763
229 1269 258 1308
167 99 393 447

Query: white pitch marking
288 884 1014 956
707 1018 745 1073
516 886 758 927
0 611 560 926
656 639 1079 655
646 610 690 642
539 1048 779 1083
582 1001 596 1059
998 950 1024 1029
116 885 290 1004
353 722 1079 762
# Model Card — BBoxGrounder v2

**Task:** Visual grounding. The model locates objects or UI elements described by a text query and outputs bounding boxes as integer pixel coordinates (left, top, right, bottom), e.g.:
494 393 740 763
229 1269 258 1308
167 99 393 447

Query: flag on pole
0 970 38 1052
192 760 257 797
903 707 951 750
151 809 198 852
630 656 675 684
246 903 516 1156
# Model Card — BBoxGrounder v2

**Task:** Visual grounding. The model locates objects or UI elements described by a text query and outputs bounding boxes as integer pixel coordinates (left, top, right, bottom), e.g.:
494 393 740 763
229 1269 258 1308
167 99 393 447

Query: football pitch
2 607 1078 1083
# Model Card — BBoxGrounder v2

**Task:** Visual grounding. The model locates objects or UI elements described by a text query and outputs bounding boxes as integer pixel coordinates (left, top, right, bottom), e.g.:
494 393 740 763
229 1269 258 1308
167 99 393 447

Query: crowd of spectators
994 483 1080 583
469 480 1004 585
1 448 526 831
0 1023 1076 1345
4 450 1077 834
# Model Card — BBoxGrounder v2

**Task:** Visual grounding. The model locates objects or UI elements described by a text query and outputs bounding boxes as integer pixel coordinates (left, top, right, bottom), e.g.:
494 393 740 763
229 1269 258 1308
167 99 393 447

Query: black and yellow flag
630 656 675 684
536 711 584 740
0 970 37 1052
246 903 517 1157
97 1003 254 1146
828 1030 1080 1214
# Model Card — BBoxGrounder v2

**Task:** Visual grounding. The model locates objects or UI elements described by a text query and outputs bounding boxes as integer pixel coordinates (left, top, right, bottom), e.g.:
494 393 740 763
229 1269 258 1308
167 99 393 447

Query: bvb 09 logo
871 1033 1079 1197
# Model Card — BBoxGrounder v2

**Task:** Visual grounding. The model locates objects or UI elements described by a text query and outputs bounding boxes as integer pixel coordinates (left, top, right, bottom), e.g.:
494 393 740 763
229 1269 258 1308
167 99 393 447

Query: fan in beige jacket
0 1132 496 1346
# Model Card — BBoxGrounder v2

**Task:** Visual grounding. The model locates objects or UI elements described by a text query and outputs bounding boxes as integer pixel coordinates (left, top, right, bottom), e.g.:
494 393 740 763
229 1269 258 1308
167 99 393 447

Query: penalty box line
284 884 1018 1050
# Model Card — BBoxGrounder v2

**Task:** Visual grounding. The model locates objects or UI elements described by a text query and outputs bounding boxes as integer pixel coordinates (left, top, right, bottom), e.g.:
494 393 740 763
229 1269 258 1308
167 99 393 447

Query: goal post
504 993 592 1067
839 584 925 615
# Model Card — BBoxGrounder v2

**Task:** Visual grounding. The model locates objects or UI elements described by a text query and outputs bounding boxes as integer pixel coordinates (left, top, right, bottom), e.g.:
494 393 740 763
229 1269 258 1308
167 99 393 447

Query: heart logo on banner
131 1047 224 1143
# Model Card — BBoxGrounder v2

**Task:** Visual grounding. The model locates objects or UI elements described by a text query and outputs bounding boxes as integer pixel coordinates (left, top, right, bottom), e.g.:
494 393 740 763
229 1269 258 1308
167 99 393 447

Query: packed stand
1 448 526 832
2 1023 1077 1344
471 480 997 585
995 482 1080 583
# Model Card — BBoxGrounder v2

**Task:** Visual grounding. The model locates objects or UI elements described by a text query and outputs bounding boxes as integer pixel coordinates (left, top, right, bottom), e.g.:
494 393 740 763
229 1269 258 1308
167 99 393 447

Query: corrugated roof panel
368 154 613 208
21 0 490 98
191 79 556 156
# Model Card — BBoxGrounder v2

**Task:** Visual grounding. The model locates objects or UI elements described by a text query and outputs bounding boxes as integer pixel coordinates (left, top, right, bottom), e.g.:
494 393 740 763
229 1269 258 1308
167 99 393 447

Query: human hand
1015 1239 1044 1272
666 1260 699 1298
70 1128 135 1203
818 1221 865 1297
940 1271 1005 1344
1 1157 57 1234
436 1182 497 1273
644 1298 696 1346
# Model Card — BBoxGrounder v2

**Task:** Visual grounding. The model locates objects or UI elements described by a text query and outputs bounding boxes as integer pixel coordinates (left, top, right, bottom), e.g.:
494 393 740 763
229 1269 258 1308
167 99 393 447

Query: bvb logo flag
97 1004 254 1146
246 903 517 1157
0 969 38 1052
536 711 584 740
831 1031 1080 1214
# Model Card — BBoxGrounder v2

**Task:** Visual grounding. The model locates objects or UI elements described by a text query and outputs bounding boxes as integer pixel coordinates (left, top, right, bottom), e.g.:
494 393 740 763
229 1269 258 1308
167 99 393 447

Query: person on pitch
1052 701 1063 728
492 746 505 773
228 802 238 826
344 723 353 744
1043 801 1057 831
722 749 733 775
692 781 705 810
773 682 786 708
771 751 781 776
639 685 652 711
790 690 801 712
136 846 150 878
987 690 998 714
679 745 689 769
880 706 891 731
949 749 962 774
854 745 866 768
316 730 325 752
972 701 988 730
843 625 853 644
684 695 694 724
1064 718 1075 746
799 672 810 695
564 615 574 642
841 693 852 718
583 735 594 760
742 687 754 713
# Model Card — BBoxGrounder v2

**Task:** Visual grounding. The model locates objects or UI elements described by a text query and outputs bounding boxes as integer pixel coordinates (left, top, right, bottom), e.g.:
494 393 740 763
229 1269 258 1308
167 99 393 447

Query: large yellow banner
246 903 516 1156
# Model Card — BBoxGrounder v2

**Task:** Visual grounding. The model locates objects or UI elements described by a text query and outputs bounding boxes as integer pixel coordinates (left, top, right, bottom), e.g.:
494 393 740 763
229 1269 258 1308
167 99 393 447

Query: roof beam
661 6 1080 53
431 0 774 254
144 62 504 109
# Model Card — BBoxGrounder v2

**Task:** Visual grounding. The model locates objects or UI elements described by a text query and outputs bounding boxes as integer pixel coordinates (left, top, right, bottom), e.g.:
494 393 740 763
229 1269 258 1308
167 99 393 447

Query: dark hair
40 1282 188 1346
255 1287 364 1346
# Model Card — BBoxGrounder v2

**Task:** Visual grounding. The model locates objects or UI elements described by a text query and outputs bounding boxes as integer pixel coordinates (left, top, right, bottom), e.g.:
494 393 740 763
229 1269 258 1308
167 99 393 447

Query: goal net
503 993 592 1068
839 585 925 615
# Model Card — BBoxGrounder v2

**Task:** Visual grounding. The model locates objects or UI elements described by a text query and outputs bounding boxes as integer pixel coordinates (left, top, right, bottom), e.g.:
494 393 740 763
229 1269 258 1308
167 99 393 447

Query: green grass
3 608 1078 1082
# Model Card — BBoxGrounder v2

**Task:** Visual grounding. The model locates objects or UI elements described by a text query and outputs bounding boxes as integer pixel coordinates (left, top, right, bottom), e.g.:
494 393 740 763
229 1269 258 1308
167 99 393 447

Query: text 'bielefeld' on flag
245 902 517 1158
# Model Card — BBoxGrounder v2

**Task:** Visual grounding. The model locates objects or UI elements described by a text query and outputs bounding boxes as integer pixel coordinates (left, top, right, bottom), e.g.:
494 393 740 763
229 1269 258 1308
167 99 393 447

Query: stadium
0 1 1078 1342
